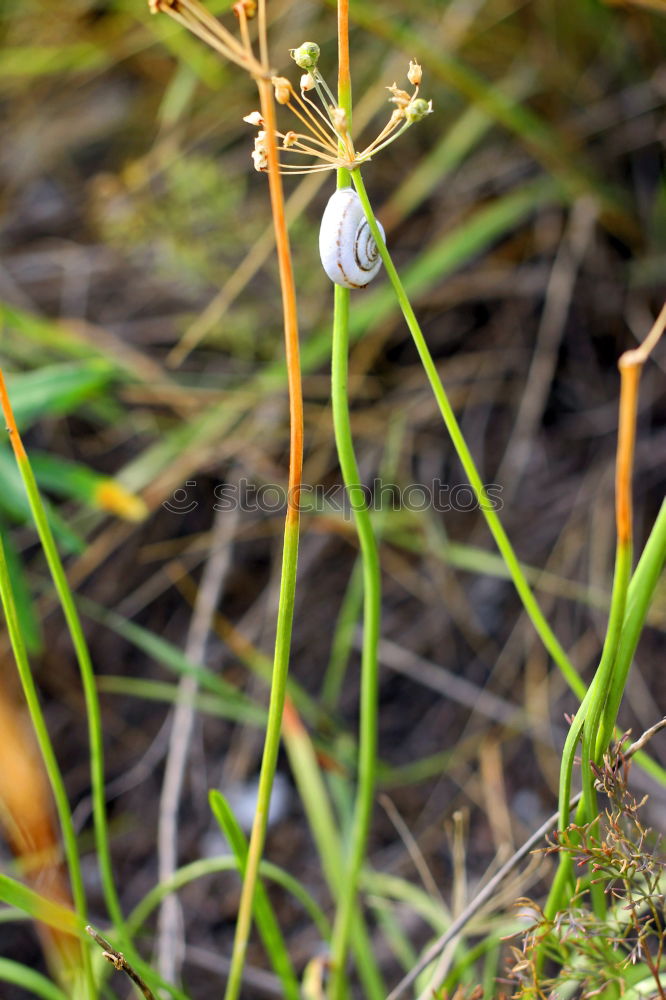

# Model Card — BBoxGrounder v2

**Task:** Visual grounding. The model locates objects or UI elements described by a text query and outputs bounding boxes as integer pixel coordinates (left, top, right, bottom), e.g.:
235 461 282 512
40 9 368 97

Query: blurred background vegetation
0 0 665 995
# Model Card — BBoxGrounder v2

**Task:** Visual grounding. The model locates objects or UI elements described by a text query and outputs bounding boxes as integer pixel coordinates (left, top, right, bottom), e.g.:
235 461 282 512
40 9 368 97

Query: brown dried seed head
387 82 411 109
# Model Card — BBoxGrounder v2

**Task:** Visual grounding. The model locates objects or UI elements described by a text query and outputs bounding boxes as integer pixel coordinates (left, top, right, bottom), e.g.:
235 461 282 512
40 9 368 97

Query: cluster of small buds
243 47 433 175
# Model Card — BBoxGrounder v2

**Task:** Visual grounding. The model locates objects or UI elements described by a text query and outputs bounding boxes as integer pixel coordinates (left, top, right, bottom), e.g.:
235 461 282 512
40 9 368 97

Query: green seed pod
290 42 320 70
405 97 433 123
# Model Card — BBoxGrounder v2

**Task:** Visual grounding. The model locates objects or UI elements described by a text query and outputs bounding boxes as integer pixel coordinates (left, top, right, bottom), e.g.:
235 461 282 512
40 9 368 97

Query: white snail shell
319 187 385 289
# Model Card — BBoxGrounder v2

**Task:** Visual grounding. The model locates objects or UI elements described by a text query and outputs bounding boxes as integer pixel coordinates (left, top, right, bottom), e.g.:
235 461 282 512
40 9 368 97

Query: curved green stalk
328 276 382 1000
126 854 330 944
0 374 125 938
350 169 665 789
349 168 583 700
0 960 70 1000
0 536 94 997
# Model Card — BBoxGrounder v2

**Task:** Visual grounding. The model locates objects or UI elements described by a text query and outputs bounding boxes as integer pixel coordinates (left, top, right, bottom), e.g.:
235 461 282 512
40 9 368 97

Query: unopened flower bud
405 97 433 123
282 131 298 148
272 76 292 105
300 72 316 92
407 60 422 86
243 111 264 127
290 42 320 70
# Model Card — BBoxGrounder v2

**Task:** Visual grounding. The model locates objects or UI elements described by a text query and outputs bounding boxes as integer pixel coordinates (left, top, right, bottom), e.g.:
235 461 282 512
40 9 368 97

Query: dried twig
86 925 157 1000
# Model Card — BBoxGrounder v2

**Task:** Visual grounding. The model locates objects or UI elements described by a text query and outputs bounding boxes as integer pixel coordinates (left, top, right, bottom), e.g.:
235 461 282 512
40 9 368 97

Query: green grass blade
4 361 116 428
282 703 385 1000
209 790 300 1000
598 499 666 754
0 875 81 935
0 959 70 1000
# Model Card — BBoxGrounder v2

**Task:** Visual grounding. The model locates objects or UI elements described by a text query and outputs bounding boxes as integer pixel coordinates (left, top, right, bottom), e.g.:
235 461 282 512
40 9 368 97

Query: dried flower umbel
243 48 433 173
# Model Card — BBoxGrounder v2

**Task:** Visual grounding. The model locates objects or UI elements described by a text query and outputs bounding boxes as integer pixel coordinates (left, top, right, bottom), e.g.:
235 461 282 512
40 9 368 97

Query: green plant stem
349 168 583 700
209 790 299 1000
581 542 632 814
281 702 385 1000
597 498 666 753
328 279 382 1000
223 518 300 1000
0 374 125 938
327 11 382 992
223 65 304 1000
544 547 632 926
0 536 93 998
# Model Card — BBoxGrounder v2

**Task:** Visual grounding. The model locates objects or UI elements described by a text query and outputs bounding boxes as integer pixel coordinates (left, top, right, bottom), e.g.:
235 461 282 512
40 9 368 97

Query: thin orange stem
257 0 268 69
223 73 304 1000
178 0 249 60
235 4 253 61
288 94 339 148
276 165 338 173
282 141 339 160
338 0 351 117
616 300 666 545
152 0 264 75
616 362 638 548
258 78 303 511
360 116 405 154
